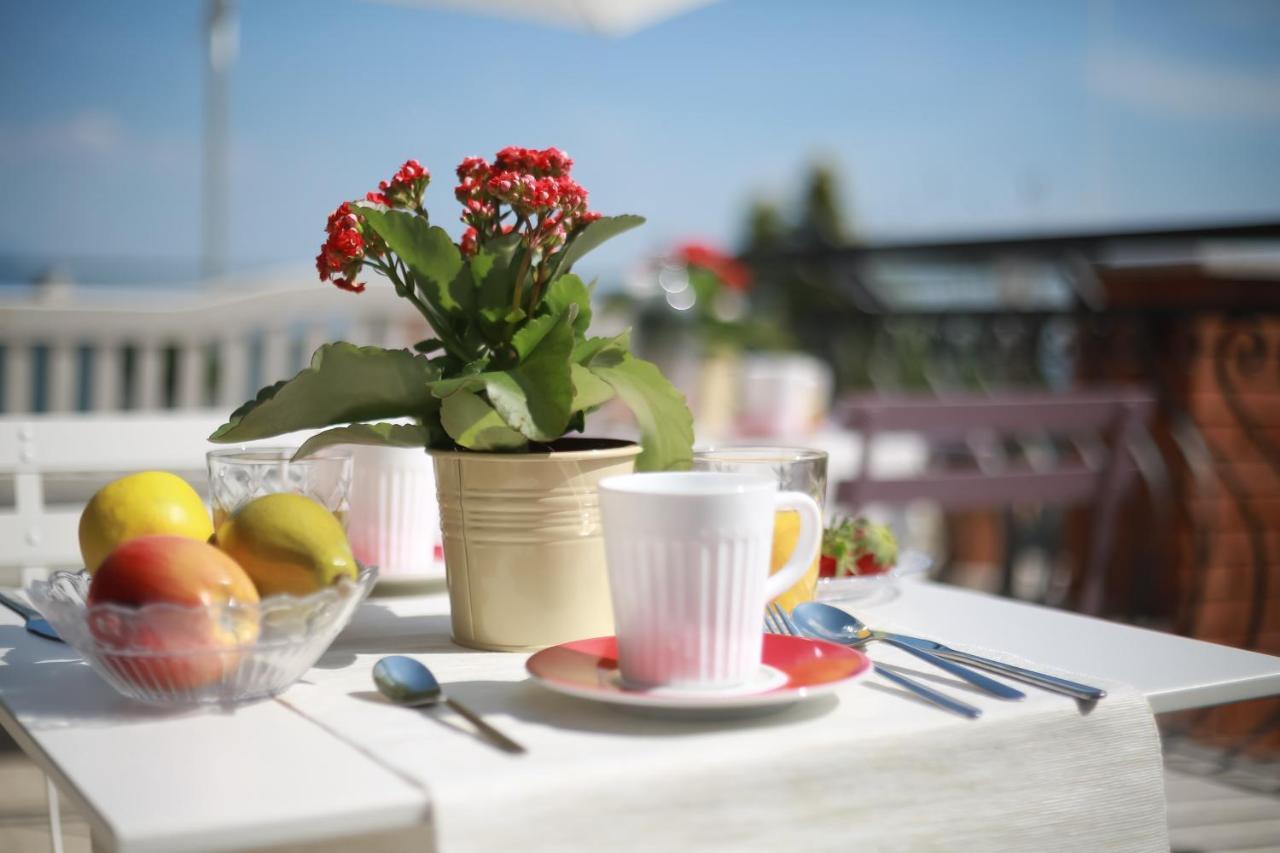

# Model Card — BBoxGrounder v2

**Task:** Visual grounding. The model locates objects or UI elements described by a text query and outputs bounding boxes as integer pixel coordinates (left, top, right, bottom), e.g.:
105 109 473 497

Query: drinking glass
207 447 353 529
692 447 828 613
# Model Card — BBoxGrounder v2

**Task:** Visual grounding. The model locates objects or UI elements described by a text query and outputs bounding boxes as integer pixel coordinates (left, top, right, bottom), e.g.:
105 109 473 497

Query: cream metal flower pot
430 439 642 652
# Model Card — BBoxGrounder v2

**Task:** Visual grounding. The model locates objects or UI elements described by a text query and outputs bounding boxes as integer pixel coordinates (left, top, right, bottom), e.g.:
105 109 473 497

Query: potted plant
209 147 694 650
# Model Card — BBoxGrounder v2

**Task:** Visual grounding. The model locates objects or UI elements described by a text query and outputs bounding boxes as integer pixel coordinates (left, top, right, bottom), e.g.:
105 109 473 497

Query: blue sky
2 0 1279 285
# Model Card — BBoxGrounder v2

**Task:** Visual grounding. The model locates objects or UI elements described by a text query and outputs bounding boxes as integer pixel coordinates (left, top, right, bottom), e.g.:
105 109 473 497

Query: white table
2 580 1279 852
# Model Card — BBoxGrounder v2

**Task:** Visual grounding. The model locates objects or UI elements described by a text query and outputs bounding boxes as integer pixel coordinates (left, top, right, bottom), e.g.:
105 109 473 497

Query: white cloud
1088 44 1280 121
0 110 197 168
0 110 125 162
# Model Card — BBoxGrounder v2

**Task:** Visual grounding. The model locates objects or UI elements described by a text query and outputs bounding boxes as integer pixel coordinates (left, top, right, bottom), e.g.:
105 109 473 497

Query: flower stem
511 247 533 313
371 259 471 361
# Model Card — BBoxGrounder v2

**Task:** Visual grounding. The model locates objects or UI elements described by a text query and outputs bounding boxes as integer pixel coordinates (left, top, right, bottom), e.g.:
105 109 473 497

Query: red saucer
526 634 870 714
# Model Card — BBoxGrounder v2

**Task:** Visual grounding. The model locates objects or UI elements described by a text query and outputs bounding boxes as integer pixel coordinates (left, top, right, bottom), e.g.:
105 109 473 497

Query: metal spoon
766 604 981 719
373 655 525 754
790 602 1025 700
794 602 1104 702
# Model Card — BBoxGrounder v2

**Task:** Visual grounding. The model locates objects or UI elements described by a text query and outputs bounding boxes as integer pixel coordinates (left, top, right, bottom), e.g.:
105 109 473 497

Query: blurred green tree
741 161 873 389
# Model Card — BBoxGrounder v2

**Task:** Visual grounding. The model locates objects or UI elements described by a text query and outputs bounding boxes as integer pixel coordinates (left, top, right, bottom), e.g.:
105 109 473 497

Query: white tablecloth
279 592 1168 852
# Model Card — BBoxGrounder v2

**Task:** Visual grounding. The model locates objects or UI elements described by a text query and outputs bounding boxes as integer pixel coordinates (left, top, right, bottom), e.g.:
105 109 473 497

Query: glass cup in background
207 447 353 530
692 447 828 613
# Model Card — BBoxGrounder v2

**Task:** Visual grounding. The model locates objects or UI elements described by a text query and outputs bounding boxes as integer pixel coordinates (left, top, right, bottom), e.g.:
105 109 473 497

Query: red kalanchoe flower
373 159 430 209
393 159 428 184
527 176 561 210
331 277 365 294
456 156 490 181
325 202 358 234
459 227 478 257
537 147 573 176
676 242 752 292
495 145 537 172
318 202 368 292
578 210 602 225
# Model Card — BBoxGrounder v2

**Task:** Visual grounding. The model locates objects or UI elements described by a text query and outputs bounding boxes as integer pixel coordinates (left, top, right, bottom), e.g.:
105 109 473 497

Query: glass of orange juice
691 447 827 613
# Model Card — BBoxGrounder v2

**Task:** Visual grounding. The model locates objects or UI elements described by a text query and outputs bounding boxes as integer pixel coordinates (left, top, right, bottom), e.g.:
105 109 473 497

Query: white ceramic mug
345 444 440 579
597 472 822 691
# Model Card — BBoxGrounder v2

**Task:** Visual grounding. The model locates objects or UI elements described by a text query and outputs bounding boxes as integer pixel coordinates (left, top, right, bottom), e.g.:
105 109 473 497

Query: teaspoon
790 602 1025 700
793 602 1104 702
373 655 525 754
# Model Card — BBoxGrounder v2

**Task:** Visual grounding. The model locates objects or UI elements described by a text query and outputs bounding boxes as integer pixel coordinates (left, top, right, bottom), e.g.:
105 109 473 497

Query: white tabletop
851 580 1280 713
2 579 1279 852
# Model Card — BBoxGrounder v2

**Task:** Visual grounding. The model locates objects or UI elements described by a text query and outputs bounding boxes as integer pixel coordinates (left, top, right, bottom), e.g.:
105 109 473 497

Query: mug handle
762 491 822 604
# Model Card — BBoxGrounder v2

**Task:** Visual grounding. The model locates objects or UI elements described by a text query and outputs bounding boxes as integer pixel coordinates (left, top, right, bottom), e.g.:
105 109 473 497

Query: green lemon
215 493 357 598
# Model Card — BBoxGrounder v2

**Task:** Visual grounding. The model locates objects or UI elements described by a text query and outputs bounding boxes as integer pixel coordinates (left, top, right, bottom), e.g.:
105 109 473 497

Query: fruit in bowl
215 493 359 597
819 517 898 578
87 536 260 691
79 471 214 573
23 472 376 705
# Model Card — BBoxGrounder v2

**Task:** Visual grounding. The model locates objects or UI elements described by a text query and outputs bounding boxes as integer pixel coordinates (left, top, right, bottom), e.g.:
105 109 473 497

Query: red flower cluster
318 148 603 294
316 202 366 293
453 146 599 256
365 159 430 209
676 242 752 292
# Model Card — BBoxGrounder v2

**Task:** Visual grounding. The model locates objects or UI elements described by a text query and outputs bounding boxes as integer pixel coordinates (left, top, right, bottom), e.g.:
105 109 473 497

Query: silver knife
0 591 63 643
883 633 1105 701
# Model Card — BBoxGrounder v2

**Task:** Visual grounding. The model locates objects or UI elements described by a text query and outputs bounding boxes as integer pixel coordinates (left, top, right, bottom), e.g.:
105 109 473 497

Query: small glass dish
816 550 932 607
27 567 376 706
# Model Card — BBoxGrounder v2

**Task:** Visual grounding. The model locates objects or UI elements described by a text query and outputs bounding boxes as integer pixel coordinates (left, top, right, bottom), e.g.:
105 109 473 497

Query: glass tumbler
207 447 353 530
692 446 828 613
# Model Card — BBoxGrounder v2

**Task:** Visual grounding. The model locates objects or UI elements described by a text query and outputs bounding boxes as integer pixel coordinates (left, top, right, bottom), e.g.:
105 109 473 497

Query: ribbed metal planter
430 439 642 651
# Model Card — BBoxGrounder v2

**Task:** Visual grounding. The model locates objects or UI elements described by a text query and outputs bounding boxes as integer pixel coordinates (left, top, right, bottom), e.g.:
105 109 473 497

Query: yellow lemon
79 471 215 573
770 509 822 614
215 493 357 598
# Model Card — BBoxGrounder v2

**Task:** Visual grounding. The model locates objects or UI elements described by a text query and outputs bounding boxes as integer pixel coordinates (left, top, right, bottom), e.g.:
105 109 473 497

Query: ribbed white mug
598 472 821 690
346 444 440 578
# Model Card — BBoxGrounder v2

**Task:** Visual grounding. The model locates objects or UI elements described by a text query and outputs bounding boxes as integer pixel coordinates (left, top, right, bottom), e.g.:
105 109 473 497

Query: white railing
0 267 429 414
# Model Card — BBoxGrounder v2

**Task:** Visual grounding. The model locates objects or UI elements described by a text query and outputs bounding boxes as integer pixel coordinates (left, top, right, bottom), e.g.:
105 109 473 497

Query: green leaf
586 350 693 472
570 363 614 411
440 390 527 451
293 422 431 460
538 274 592 337
573 331 629 364
428 310 576 442
553 214 645 276
510 304 577 363
210 343 439 442
466 232 526 337
484 310 575 441
354 205 468 315
413 339 444 354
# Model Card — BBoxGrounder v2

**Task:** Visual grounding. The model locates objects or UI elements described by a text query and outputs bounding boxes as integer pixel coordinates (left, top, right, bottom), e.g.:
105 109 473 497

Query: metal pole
202 0 237 279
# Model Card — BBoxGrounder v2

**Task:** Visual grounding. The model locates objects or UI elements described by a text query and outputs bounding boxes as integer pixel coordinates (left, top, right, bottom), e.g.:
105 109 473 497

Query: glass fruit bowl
27 567 376 706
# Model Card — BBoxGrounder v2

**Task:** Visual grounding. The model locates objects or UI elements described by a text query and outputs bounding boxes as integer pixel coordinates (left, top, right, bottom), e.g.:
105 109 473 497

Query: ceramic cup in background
598 472 821 691
346 445 440 581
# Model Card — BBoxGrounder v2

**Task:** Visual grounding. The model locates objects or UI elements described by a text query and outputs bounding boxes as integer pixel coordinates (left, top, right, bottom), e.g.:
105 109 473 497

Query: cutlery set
767 601 1105 719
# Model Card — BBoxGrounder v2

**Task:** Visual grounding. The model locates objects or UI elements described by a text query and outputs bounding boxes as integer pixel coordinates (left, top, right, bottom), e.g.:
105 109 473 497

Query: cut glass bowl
27 567 376 706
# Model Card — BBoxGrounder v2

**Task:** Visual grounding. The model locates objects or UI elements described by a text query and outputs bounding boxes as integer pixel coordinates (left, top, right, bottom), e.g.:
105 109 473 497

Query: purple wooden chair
834 387 1157 615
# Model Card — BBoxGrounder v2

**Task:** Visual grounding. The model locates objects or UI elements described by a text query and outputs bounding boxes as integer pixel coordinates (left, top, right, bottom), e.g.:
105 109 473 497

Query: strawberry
821 517 898 578
819 554 839 578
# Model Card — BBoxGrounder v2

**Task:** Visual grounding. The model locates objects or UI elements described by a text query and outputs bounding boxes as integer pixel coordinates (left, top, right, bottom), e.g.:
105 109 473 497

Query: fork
766 603 981 720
